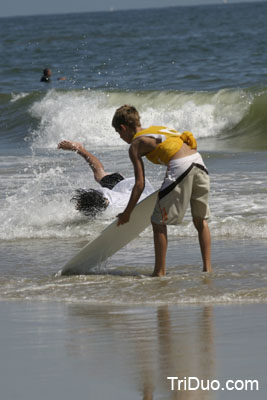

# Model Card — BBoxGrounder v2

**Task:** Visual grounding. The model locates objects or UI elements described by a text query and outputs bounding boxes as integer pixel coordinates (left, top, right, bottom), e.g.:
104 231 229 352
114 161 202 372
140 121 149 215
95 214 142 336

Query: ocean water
1 1 267 305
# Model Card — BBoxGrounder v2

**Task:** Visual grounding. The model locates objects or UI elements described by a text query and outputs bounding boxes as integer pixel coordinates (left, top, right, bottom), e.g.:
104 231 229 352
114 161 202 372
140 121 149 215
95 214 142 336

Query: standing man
112 105 211 276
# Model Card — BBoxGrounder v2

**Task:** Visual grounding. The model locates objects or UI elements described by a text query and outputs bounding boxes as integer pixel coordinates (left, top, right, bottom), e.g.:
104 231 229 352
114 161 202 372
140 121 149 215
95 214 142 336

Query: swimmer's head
43 68 52 77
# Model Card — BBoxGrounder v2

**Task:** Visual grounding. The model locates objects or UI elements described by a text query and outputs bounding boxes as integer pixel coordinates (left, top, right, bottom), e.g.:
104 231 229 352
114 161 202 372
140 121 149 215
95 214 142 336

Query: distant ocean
1 1 267 304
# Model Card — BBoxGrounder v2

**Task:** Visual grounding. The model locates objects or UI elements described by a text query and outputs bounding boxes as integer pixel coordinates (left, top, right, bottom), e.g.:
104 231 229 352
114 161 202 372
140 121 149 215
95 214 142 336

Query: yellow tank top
132 126 197 165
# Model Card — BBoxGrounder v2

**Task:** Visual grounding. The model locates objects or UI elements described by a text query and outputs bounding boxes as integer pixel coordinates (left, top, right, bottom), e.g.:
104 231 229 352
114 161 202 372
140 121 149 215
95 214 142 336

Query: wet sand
0 301 266 399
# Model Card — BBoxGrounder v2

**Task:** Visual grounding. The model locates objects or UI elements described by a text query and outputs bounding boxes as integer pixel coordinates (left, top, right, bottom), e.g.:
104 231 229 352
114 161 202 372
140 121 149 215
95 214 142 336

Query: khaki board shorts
151 163 210 225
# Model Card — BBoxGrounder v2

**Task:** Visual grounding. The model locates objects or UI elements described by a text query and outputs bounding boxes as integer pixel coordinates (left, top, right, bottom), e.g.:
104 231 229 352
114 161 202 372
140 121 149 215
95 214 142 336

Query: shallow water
0 301 265 399
1 235 267 305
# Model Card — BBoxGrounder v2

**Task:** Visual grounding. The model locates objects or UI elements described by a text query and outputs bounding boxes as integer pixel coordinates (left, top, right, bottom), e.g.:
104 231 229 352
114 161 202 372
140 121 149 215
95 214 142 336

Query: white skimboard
60 190 159 275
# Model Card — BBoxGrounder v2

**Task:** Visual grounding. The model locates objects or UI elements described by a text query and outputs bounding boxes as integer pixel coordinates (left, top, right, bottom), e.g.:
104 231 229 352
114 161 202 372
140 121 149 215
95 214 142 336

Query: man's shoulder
130 135 157 156
135 126 167 136
132 126 179 142
40 77 50 82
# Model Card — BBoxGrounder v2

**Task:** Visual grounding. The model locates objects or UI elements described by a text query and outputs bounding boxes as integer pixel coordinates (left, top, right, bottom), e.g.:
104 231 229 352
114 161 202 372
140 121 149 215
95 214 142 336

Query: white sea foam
1 158 267 241
0 156 127 241
29 89 123 150
1 274 267 304
1 89 265 241
28 88 249 151
10 92 29 102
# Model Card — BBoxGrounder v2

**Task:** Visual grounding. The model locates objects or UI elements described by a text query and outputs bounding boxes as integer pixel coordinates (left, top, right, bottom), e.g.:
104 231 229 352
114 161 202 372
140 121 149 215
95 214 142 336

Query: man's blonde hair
112 105 141 131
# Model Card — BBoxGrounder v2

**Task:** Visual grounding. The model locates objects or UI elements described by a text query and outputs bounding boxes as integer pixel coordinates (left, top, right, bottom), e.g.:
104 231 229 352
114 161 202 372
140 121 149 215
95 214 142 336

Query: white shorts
151 162 210 225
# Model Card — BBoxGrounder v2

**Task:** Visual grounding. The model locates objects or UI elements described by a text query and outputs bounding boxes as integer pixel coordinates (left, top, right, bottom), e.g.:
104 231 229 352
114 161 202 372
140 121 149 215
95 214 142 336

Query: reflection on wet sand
67 304 216 399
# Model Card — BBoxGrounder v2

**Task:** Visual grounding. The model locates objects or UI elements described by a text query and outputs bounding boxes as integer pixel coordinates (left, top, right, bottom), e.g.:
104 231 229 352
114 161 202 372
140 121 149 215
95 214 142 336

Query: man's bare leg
193 218 211 272
152 222 167 277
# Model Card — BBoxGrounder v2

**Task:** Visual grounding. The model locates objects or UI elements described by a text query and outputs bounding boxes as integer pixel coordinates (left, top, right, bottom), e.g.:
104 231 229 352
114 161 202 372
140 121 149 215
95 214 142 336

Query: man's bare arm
57 140 107 182
117 137 154 225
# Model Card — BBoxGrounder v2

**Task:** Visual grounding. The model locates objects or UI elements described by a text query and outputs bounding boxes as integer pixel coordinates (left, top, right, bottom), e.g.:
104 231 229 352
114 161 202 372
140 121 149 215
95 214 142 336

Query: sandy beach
0 300 265 400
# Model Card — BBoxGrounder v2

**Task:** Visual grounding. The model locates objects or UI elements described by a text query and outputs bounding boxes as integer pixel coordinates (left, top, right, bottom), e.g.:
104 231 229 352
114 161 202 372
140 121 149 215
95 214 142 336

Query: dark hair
71 188 108 217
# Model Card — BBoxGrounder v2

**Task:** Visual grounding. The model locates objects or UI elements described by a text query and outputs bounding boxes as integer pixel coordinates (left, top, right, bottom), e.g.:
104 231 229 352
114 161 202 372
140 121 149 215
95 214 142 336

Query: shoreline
1 236 267 306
